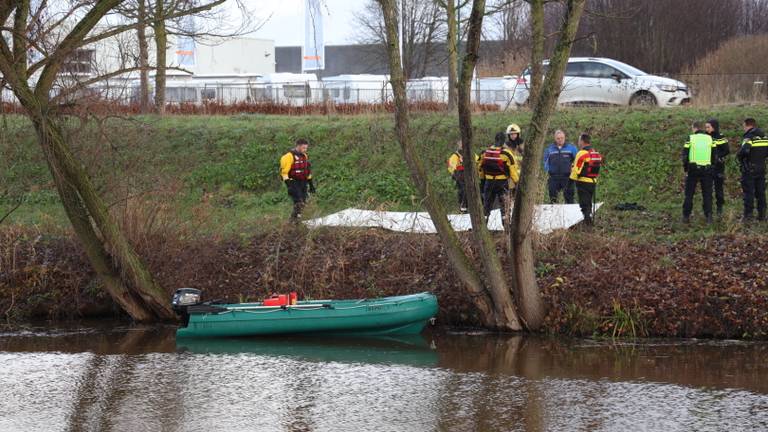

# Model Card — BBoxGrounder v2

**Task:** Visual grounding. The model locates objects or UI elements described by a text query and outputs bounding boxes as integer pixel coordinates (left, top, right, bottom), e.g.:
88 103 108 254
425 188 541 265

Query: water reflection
177 335 439 367
1 324 767 432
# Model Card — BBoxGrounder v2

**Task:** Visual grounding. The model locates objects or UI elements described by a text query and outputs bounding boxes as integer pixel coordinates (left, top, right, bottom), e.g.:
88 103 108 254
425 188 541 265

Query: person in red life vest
447 141 468 213
279 138 315 220
481 132 518 221
570 133 603 226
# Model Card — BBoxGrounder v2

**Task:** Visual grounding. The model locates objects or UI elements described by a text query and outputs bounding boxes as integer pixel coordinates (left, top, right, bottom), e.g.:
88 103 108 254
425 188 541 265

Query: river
1 322 766 431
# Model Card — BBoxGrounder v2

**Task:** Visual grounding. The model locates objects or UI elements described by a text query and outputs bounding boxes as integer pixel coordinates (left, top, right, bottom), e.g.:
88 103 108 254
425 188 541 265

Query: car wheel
630 92 657 106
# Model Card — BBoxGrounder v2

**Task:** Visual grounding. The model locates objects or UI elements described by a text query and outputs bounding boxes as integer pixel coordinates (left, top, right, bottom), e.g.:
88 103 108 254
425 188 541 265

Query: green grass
2 106 768 239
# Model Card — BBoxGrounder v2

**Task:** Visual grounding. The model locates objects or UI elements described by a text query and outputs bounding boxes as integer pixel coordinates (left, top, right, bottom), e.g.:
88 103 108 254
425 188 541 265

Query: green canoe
175 292 438 338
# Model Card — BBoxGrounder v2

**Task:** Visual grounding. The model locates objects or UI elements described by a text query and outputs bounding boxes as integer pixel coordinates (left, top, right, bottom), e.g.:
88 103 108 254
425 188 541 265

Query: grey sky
247 0 363 47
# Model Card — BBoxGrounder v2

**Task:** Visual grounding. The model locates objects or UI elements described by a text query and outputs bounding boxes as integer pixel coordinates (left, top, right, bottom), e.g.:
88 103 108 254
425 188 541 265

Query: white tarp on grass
305 203 602 235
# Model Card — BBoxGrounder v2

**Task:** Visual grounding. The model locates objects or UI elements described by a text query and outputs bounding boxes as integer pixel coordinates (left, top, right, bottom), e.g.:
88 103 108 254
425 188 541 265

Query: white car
513 57 691 107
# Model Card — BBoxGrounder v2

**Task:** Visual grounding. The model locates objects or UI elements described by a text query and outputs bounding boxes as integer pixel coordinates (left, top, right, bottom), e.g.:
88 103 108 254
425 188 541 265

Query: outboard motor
171 288 202 326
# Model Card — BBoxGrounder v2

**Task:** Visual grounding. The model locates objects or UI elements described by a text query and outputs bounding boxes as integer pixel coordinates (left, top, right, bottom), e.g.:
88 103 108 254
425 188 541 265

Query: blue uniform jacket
543 143 578 176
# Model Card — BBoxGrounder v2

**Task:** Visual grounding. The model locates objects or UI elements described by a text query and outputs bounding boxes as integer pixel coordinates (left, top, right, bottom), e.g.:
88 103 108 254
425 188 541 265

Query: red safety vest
481 147 508 176
289 151 311 181
580 149 603 178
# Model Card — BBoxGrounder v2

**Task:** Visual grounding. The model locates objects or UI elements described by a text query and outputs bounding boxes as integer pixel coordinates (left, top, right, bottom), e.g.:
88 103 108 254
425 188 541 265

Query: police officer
570 134 602 225
682 121 716 224
738 118 768 222
447 141 468 213
543 130 578 203
280 138 315 220
705 119 730 217
480 132 518 221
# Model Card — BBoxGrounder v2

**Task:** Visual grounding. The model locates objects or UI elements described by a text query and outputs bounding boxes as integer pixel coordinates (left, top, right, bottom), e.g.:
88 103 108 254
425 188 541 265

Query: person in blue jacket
543 130 579 203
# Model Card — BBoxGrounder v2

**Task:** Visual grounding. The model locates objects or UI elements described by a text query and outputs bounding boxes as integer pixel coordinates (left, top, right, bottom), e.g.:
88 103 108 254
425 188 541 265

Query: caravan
321 74 393 104
472 76 519 109
250 73 322 106
160 74 264 104
406 77 450 103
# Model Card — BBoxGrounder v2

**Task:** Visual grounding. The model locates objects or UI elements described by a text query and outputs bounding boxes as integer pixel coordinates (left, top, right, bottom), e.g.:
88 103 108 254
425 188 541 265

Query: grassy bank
2 106 768 336
4 106 768 238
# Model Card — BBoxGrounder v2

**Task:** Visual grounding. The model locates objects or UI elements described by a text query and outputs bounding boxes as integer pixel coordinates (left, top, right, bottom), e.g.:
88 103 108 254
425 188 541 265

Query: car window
565 62 586 77
582 62 622 79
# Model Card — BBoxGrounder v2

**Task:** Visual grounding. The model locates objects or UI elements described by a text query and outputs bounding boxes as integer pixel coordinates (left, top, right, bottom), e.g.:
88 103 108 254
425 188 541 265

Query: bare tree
510 0 587 330
376 0 516 330
572 0 755 73
115 0 257 113
355 0 445 79
0 0 229 321
376 0 587 331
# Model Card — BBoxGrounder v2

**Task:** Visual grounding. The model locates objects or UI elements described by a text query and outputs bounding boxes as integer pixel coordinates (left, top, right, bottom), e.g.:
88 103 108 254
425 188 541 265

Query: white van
513 57 691 107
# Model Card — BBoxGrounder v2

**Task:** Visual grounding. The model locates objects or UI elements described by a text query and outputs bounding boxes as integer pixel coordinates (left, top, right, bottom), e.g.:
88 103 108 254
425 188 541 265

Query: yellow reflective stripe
751 139 768 147
713 138 728 145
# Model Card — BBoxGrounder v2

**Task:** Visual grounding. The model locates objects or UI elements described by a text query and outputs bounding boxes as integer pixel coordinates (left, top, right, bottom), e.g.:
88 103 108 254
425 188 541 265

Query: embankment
2 226 766 339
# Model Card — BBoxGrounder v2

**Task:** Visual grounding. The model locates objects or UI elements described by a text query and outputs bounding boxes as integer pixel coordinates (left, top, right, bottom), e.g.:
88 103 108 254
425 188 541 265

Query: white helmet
506 123 522 135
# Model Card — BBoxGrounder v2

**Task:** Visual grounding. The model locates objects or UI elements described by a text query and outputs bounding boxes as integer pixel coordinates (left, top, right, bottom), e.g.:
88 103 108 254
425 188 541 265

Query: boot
706 215 713 224
682 215 691 224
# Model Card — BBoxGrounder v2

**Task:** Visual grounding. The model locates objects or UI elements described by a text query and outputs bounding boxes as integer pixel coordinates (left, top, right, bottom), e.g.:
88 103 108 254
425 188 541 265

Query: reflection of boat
173 291 438 338
175 335 439 367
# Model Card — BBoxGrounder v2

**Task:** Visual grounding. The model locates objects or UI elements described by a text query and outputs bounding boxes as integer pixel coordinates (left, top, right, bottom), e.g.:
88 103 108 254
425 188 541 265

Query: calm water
1 323 767 432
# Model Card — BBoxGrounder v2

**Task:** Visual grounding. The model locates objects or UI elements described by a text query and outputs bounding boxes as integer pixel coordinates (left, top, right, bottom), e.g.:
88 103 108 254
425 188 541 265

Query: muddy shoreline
2 226 766 339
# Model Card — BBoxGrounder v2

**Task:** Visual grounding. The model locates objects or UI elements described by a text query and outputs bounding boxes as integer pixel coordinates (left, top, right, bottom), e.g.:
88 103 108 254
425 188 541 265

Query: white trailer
157 74 264 104
321 74 393 104
250 73 322 106
406 77 450 103
472 76 519 109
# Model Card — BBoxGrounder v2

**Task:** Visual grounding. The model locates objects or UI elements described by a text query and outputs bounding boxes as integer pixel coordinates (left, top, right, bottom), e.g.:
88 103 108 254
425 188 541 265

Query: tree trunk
458 0 522 330
137 0 151 113
153 1 167 115
446 0 459 111
511 0 586 330
377 0 498 328
31 117 158 321
33 115 175 320
528 0 545 109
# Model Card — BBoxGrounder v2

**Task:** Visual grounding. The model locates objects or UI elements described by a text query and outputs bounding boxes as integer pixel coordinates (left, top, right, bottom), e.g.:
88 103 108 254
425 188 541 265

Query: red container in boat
289 292 298 305
263 294 288 306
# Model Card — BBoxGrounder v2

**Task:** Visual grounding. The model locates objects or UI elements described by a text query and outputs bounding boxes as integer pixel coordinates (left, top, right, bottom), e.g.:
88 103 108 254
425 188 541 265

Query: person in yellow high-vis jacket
446 141 468 212
570 134 603 225
480 132 518 220
682 121 716 224
280 138 315 220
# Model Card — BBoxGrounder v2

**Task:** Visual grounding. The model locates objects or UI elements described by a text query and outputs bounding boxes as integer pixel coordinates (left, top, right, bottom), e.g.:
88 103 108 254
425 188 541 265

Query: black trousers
683 168 713 218
575 181 596 222
741 174 766 219
452 171 467 209
713 167 725 212
483 179 509 217
548 175 574 204
287 180 308 218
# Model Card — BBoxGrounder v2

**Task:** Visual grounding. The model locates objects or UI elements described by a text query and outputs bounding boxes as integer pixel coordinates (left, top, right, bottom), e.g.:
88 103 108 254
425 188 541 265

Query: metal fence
3 74 766 110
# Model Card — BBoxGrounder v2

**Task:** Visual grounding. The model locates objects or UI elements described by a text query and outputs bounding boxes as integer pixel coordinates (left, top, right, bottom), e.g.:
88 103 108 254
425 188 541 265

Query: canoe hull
176 292 438 338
